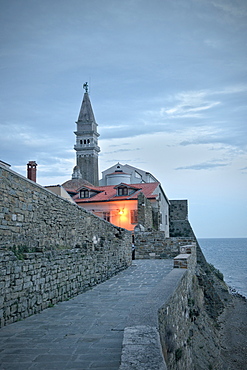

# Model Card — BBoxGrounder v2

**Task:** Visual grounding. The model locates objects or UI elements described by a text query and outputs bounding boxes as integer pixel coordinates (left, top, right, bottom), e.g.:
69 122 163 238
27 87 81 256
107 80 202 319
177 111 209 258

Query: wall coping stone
174 253 191 260
120 245 197 368
120 268 186 369
119 325 167 370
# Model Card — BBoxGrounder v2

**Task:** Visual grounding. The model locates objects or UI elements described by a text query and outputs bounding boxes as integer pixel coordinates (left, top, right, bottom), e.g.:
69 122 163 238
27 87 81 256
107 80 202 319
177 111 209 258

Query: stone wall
169 200 195 237
169 200 188 220
158 267 197 369
0 164 132 327
0 164 131 252
120 240 229 369
137 192 154 230
134 230 196 259
120 244 197 370
158 243 229 370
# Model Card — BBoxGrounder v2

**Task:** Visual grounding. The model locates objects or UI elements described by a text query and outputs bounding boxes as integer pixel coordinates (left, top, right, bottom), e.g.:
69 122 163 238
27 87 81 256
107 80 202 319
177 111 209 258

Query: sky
0 0 246 238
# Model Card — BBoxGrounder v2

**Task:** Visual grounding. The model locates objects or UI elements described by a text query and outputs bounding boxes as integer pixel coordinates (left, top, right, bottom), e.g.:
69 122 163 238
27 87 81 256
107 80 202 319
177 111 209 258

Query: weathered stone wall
158 243 229 370
169 200 188 220
0 164 131 252
120 245 197 370
0 245 131 327
137 192 154 230
169 200 195 237
134 230 196 259
0 164 132 327
158 267 197 369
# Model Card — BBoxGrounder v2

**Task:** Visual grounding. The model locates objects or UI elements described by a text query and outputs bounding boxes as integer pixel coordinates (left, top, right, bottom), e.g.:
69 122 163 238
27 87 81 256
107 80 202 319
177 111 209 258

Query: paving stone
0 260 173 370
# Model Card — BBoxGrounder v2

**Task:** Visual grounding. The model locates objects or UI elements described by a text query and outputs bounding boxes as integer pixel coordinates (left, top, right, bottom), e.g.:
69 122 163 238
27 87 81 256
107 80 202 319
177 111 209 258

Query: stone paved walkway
0 260 173 370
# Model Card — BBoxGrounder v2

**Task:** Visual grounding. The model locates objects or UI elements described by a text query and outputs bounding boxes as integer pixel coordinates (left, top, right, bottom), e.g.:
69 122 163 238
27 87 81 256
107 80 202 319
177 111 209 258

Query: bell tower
72 83 100 186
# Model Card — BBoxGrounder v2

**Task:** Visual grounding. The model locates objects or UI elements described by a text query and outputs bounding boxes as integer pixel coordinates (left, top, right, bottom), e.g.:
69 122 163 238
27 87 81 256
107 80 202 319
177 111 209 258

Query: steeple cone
73 83 100 186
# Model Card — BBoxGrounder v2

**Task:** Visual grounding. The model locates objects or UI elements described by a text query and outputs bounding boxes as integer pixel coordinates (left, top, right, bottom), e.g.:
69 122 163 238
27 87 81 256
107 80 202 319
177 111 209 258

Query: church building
63 84 170 235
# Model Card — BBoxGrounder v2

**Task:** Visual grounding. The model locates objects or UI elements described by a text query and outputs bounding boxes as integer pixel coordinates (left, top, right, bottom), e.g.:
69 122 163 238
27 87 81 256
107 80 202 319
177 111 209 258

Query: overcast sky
0 0 246 238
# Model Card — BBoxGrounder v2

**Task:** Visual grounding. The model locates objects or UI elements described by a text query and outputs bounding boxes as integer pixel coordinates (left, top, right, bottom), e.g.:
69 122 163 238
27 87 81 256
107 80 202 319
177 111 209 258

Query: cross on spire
83 82 89 93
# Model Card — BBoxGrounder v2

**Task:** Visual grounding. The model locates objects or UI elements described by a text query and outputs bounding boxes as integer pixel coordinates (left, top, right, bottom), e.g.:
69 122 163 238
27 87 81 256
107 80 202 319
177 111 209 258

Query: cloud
164 99 220 118
210 0 247 19
204 38 222 49
162 85 247 119
240 166 247 174
179 127 247 154
145 87 230 124
102 148 140 155
134 85 247 153
175 161 229 171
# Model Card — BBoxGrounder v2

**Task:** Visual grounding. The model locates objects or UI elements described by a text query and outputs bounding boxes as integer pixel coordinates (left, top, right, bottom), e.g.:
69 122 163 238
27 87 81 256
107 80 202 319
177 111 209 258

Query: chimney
27 161 37 182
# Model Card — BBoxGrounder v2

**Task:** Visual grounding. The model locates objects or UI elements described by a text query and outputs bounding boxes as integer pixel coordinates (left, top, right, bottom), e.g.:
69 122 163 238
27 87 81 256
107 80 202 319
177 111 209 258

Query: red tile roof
71 182 160 203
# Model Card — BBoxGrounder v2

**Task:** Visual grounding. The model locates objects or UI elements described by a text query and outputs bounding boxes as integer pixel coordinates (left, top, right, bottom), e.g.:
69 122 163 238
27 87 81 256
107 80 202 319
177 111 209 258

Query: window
103 212 110 222
80 189 89 198
80 140 83 145
118 187 128 196
135 171 142 179
84 139 86 144
130 210 138 224
87 139 90 144
159 213 163 224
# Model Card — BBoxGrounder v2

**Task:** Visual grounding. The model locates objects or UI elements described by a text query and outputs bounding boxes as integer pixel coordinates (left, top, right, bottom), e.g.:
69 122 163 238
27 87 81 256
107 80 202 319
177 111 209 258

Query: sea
198 238 247 298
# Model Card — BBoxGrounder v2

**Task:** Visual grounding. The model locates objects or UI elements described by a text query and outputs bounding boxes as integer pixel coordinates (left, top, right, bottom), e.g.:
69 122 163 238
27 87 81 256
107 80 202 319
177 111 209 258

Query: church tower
72 83 100 186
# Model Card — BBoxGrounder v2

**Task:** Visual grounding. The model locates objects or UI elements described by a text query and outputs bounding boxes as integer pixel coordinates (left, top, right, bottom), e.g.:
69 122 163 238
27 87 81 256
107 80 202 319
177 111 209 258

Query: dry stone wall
137 192 154 230
169 200 195 238
0 164 132 327
134 231 196 259
158 243 229 370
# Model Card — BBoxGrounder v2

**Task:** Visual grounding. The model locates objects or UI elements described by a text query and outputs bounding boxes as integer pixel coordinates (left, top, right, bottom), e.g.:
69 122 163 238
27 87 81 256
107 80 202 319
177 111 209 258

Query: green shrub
175 348 183 361
10 245 30 260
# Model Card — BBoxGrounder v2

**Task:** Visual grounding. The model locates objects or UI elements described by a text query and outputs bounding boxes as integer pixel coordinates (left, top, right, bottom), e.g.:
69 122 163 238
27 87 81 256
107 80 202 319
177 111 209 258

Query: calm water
198 238 247 298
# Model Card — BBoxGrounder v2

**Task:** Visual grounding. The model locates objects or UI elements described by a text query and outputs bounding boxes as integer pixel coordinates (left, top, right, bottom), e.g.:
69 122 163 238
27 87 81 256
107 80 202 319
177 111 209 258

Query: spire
77 82 96 123
73 83 100 186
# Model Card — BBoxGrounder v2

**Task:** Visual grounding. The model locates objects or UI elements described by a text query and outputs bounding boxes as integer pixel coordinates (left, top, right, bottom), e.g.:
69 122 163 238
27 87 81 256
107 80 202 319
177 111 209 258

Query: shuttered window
130 210 138 224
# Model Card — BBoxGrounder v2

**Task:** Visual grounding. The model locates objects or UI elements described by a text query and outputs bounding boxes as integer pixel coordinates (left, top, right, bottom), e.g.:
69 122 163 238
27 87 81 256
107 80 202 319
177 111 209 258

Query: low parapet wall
120 244 197 369
120 241 227 370
134 230 196 259
158 248 197 369
0 164 132 327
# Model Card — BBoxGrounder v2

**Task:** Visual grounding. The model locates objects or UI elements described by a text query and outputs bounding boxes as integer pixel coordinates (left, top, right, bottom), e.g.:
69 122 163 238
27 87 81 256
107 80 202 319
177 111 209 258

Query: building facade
100 163 159 185
69 181 169 235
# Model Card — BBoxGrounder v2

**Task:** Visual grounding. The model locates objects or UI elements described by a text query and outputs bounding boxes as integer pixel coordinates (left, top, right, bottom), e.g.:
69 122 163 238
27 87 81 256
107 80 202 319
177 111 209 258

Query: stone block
120 326 167 370
173 253 191 269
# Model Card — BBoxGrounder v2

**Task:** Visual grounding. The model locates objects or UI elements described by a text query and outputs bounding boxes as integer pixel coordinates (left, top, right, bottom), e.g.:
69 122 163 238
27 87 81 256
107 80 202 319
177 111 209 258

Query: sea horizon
198 237 247 298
